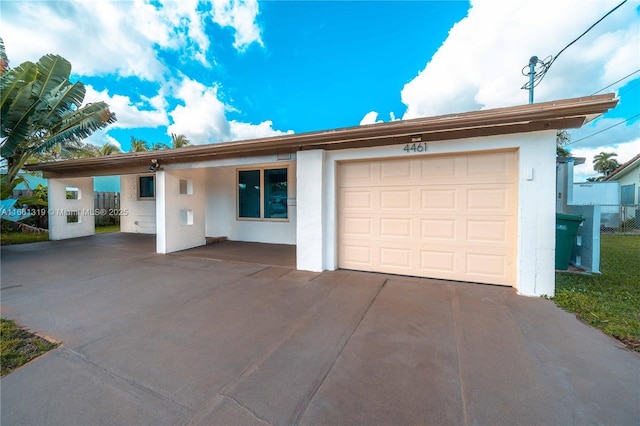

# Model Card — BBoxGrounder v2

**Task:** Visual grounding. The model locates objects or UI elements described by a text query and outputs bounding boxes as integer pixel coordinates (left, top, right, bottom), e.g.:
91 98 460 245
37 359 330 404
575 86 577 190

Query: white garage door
338 150 517 286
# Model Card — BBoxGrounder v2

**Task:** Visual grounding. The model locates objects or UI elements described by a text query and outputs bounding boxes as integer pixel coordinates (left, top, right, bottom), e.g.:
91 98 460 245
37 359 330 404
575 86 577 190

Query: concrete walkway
1 233 638 425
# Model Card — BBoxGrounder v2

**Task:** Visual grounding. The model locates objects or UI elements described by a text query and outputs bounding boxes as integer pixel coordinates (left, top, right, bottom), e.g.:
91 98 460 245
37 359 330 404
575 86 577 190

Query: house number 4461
403 142 427 153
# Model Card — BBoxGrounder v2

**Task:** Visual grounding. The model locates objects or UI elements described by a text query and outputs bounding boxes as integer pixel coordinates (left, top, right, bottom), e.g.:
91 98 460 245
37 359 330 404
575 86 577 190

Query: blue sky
2 0 638 181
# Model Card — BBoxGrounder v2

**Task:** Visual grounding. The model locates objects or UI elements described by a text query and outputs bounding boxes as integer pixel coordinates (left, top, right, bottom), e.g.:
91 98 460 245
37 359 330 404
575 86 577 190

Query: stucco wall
48 177 95 240
156 169 206 253
204 162 296 245
614 163 639 204
120 174 156 234
296 131 557 297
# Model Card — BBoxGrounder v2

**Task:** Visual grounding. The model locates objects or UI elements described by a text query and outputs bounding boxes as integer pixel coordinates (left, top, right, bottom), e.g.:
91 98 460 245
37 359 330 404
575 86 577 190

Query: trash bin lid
556 212 585 222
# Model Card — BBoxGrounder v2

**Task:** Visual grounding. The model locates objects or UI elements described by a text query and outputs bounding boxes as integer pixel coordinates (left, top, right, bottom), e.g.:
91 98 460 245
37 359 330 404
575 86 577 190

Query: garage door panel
380 189 414 210
341 244 374 266
340 189 374 210
420 189 457 210
338 151 517 287
465 253 508 277
420 250 456 272
420 218 457 240
380 159 415 181
420 157 457 180
466 219 510 244
379 247 412 268
466 187 512 211
339 162 375 186
342 217 373 237
380 218 412 238
467 152 513 178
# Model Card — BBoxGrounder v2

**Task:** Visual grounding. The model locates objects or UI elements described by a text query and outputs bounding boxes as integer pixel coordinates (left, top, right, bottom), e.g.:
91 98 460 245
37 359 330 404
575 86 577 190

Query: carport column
296 150 325 272
48 177 95 240
155 170 167 254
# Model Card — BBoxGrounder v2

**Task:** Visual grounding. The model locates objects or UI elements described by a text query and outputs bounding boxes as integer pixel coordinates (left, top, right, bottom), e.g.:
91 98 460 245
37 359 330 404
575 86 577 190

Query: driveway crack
449 285 470 426
293 277 389 425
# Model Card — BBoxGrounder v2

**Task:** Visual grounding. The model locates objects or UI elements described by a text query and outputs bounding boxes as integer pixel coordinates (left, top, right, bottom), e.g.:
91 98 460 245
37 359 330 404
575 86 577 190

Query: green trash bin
555 213 584 270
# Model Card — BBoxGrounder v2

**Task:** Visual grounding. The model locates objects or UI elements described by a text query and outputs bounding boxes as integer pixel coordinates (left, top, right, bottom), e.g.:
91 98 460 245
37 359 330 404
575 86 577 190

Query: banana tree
1 39 116 190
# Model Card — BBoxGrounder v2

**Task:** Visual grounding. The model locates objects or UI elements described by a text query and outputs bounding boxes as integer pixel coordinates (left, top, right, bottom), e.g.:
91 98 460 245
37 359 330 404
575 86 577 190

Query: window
139 176 155 199
238 168 288 220
66 187 80 200
179 179 193 195
621 184 635 205
66 211 80 223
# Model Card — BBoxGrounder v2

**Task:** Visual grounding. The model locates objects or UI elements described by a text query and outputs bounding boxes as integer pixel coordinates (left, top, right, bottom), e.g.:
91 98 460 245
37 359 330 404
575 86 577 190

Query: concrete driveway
1 233 638 425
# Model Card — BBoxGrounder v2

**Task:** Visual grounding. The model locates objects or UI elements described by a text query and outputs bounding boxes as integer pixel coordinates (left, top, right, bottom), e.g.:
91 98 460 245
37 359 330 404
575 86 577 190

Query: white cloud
229 120 293 140
84 131 123 151
84 86 169 130
167 78 230 144
0 0 263 80
571 139 640 182
569 117 640 150
211 0 263 51
167 77 292 144
360 111 383 125
401 0 640 119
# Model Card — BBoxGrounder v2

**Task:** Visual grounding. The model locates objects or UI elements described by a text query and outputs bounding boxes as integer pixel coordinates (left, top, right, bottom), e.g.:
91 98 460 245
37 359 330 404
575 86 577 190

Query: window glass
264 168 288 219
239 170 260 218
621 184 635 205
139 176 155 198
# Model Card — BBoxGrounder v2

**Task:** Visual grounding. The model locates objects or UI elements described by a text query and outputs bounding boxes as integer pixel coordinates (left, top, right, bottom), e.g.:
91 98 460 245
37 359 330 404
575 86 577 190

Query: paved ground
1 233 638 425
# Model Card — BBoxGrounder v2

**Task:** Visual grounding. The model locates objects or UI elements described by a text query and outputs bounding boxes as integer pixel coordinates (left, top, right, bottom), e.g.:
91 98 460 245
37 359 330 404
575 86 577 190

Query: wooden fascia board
26 94 618 177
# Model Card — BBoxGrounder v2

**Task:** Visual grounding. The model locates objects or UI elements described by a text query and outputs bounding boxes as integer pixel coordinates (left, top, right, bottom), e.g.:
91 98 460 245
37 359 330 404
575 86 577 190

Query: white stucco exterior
120 174 156 234
296 131 558 296
156 168 206 254
48 177 95 240
204 162 296 245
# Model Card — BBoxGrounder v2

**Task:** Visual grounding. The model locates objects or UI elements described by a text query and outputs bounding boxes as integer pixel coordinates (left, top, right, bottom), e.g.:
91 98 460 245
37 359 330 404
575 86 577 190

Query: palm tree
99 143 121 156
129 136 149 152
593 152 620 177
0 38 116 188
170 133 190 149
152 142 169 151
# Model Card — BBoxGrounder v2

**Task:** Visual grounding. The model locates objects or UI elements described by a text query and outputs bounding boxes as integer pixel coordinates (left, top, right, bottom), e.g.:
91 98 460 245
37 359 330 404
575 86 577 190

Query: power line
567 113 640 146
592 68 640 95
553 0 627 65
522 0 628 91
619 80 640 96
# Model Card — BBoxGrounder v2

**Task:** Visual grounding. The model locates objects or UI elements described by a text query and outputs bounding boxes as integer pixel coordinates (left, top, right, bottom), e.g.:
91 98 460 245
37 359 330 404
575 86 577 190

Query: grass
95 225 120 234
0 318 59 377
1 224 120 244
1 231 49 245
554 235 640 352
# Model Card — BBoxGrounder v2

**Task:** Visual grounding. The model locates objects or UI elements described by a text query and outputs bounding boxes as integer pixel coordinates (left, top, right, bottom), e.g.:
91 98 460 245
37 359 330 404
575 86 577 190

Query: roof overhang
604 153 640 181
26 93 618 179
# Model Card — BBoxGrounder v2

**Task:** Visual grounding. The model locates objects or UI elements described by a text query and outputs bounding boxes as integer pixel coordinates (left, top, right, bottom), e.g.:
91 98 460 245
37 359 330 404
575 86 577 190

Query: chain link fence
591 204 640 234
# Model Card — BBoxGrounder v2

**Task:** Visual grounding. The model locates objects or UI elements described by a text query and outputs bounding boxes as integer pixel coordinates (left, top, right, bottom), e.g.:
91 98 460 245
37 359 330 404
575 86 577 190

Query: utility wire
553 0 627 65
522 0 628 90
619 80 640 96
592 68 640 95
567 113 640 146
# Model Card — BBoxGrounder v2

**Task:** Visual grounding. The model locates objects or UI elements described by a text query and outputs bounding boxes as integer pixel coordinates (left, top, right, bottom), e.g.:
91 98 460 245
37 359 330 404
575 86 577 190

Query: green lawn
1 225 119 244
95 225 120 234
0 318 58 377
1 231 49 245
554 235 640 352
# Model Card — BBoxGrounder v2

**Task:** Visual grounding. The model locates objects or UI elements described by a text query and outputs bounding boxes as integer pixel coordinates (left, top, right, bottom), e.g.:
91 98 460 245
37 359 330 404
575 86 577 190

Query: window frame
236 165 289 222
138 175 156 200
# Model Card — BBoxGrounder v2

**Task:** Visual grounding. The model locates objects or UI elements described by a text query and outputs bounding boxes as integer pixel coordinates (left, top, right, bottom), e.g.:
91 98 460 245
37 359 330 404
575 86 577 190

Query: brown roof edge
604 152 640 181
25 93 618 176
